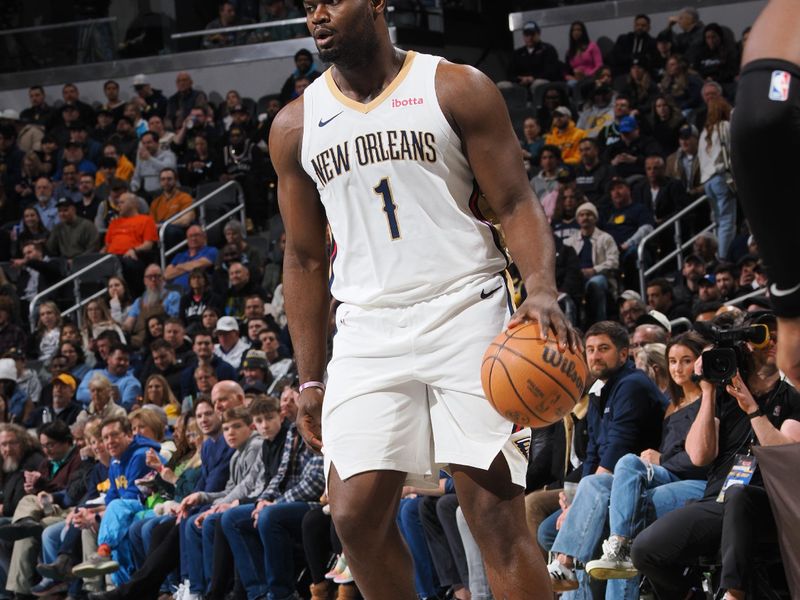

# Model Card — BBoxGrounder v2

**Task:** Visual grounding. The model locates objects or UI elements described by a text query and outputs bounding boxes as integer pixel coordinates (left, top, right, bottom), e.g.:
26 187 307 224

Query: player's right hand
297 388 324 454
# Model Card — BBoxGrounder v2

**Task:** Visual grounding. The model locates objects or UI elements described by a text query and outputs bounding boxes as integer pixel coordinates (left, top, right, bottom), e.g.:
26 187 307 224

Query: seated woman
142 374 182 422
129 407 175 460
106 276 133 326
546 332 709 595
179 269 223 335
30 301 62 364
59 340 92 383
81 298 126 355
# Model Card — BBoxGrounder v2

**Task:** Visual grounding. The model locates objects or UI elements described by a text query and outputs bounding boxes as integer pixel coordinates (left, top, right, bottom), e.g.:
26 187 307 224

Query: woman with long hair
106 276 133 325
546 332 708 595
659 55 703 111
647 94 686 155
142 374 181 421
618 58 657 111
179 269 224 334
699 95 736 260
58 340 91 382
565 21 603 85
81 298 125 354
12 207 49 258
634 343 670 395
33 301 62 364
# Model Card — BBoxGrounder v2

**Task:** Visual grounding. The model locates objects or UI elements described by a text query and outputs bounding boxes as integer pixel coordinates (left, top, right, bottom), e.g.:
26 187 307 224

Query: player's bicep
438 64 534 214
269 101 328 264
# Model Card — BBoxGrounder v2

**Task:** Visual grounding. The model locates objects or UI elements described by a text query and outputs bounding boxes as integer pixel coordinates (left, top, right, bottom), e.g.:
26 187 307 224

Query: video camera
693 322 771 384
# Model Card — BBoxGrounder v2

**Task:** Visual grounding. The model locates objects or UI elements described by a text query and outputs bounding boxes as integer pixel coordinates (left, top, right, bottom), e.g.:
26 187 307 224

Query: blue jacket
75 369 142 411
583 361 667 475
194 433 235 494
106 435 163 504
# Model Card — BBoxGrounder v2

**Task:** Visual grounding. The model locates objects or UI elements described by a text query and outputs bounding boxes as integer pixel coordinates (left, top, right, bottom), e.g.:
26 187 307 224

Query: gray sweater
200 432 266 506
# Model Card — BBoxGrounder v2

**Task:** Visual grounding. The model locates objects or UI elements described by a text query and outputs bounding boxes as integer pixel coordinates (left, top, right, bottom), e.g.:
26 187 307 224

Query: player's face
304 0 379 66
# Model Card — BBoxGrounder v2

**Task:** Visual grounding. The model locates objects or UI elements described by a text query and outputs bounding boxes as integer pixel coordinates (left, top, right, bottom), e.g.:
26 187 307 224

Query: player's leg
327 465 417 599
451 454 552 600
732 0 800 383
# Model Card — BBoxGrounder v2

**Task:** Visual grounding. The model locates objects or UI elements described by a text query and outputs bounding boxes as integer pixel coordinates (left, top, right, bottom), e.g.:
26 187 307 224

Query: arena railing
27 253 119 332
637 195 715 294
724 287 768 307
158 180 245 271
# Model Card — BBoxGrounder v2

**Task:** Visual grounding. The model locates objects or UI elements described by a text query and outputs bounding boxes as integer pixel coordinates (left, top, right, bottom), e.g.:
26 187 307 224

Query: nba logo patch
769 70 791 101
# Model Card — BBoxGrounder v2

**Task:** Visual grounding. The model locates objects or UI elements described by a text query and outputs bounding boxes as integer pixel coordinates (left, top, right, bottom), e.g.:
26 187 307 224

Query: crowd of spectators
0 4 791 600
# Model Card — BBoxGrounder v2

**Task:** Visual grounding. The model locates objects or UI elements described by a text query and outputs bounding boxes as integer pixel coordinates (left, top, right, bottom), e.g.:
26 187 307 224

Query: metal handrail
0 17 116 37
170 6 393 39
637 195 714 293
724 287 768 307
158 181 245 271
28 253 117 332
62 287 108 328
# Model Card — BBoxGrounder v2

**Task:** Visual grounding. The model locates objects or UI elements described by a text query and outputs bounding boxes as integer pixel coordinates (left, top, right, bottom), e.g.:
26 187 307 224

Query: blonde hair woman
142 374 181 421
634 342 669 394
81 298 125 354
35 301 62 364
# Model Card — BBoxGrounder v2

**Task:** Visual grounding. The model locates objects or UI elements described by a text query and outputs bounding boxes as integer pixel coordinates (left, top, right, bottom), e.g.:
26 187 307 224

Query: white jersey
300 51 508 308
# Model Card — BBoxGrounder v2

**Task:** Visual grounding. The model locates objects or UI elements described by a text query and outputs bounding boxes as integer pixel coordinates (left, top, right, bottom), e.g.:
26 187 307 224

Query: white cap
0 358 17 382
1 109 19 121
637 310 672 334
132 74 149 86
214 316 240 332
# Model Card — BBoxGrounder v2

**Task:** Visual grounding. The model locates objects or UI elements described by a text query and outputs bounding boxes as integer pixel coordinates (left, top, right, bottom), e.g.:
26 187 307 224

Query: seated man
76 343 142 411
46 198 99 259
122 264 181 348
138 339 184 399
632 313 800 600
258 327 295 386
11 240 62 316
0 421 89 598
223 262 268 321
544 107 586 166
102 192 158 297
564 203 619 326
164 225 217 292
213 316 251 370
180 330 238 401
603 177 654 288
130 131 177 199
603 116 662 179
645 278 692 321
220 384 325 600
26 373 82 428
149 167 195 250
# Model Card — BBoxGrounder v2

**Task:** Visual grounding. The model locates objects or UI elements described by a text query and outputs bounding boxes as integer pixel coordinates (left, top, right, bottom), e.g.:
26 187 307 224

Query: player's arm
436 62 579 351
269 98 329 452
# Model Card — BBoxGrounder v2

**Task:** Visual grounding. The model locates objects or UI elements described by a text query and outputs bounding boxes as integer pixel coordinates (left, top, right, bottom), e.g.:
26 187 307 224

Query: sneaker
31 577 69 596
547 557 579 592
585 536 638 580
325 554 346 580
333 564 354 584
72 552 120 578
173 580 189 600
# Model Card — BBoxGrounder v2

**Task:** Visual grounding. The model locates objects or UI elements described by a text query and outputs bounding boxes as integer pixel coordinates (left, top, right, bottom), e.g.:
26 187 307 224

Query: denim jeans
704 174 737 260
584 274 609 325
221 505 267 600
185 510 225 594
455 507 492 600
41 521 67 564
397 497 438 598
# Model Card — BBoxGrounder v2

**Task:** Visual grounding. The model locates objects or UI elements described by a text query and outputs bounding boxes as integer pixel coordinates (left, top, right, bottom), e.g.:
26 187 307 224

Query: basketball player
731 0 800 387
271 1 579 598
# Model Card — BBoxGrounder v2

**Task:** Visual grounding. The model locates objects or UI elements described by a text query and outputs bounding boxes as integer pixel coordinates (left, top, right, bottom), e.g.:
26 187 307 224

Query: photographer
631 312 800 599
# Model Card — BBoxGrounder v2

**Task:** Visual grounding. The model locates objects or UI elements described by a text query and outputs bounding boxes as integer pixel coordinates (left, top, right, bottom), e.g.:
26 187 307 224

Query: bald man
210 380 245 415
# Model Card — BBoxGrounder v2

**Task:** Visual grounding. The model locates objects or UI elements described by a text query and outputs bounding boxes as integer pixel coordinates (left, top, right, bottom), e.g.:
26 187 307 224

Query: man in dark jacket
507 21 562 93
26 373 82 429
610 14 658 76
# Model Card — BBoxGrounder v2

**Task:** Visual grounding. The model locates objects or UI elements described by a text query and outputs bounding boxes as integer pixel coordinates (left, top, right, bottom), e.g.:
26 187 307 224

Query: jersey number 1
373 177 401 240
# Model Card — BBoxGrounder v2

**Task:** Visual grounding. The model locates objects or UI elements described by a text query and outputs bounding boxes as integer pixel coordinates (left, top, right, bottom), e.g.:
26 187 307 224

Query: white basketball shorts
322 273 531 488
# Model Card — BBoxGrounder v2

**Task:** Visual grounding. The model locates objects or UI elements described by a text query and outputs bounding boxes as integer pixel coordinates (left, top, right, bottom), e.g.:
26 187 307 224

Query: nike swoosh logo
480 286 502 299
318 111 343 127
770 281 800 297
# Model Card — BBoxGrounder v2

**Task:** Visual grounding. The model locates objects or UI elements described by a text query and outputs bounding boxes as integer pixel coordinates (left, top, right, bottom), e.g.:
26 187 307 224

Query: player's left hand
508 291 582 354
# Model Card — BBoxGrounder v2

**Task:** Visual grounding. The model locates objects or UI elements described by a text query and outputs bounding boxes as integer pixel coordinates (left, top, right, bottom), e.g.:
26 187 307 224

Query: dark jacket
575 161 613 205
1 449 46 517
180 356 237 400
194 432 235 494
33 445 89 499
632 176 689 224
15 258 62 299
508 42 562 82
610 31 658 75
554 237 583 302
584 361 667 475
25 401 82 430
604 134 664 178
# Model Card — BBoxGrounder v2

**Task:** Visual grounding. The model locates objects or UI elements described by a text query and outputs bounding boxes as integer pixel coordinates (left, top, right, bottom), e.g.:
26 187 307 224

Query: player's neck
331 45 405 104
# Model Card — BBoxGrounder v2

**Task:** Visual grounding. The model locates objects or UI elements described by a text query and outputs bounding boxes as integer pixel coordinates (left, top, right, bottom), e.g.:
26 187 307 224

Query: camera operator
631 312 800 599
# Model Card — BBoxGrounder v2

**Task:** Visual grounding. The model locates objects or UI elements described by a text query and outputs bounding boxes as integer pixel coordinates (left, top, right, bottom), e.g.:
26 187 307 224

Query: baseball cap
619 290 642 302
230 104 247 114
635 309 672 334
698 274 716 287
241 349 269 371
618 115 638 133
523 21 540 34
575 202 598 219
132 74 149 87
214 316 239 333
55 197 75 208
553 106 571 117
608 175 629 190
0 359 17 382
52 372 77 391
2 347 24 360
0 109 19 121
555 167 574 183
678 124 699 139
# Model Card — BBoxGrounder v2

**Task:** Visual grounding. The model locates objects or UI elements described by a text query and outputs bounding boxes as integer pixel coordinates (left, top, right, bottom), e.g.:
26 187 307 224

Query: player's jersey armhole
428 57 463 149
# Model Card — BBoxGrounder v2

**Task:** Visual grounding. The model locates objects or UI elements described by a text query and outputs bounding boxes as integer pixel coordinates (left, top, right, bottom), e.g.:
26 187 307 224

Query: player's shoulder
434 60 503 115
269 95 306 157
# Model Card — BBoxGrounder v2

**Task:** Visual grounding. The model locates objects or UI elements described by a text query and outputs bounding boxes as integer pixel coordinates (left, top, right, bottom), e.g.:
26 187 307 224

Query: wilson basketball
481 322 588 428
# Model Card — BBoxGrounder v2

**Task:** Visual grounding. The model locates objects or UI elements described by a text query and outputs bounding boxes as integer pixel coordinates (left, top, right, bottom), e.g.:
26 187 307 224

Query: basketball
481 322 588 428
